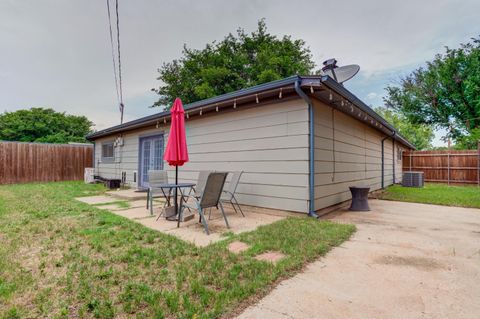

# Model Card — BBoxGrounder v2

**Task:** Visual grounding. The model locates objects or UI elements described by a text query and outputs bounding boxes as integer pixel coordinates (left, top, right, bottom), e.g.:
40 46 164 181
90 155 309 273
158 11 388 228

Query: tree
384 37 480 146
0 108 93 143
375 107 434 150
455 128 480 149
152 19 315 107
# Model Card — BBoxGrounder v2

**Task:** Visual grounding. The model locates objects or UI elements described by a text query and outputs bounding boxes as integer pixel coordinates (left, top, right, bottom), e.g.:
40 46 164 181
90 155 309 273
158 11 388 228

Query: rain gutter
294 79 318 218
86 76 300 140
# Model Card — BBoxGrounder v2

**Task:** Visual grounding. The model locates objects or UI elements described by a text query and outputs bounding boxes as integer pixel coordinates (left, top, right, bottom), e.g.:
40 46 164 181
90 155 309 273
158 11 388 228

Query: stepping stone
228 241 250 254
254 251 285 264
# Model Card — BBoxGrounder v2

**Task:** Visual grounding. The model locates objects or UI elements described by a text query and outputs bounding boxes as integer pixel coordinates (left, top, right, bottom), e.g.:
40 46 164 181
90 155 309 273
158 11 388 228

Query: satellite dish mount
321 58 360 85
322 58 339 81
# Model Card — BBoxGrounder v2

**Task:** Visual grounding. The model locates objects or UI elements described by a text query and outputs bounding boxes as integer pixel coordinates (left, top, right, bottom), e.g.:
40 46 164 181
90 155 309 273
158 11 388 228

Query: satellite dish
321 59 360 84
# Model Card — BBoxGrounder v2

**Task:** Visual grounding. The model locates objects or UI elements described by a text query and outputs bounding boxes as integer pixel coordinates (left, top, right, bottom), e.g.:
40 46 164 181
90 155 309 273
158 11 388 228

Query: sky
1 0 479 146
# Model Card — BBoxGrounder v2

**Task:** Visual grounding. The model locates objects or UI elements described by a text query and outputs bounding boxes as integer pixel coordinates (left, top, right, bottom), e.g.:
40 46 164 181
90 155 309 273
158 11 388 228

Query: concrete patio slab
114 206 156 220
166 209 285 247
75 195 118 205
124 199 149 209
107 189 148 201
76 192 289 247
237 199 480 319
100 199 153 212
95 203 126 211
136 213 197 232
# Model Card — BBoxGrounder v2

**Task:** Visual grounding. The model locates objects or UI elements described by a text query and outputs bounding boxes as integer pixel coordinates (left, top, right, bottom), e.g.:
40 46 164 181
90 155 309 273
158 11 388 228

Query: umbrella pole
175 165 180 228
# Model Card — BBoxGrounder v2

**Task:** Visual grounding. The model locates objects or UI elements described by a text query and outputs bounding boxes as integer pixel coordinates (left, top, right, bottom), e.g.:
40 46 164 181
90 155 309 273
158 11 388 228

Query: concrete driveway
237 200 480 319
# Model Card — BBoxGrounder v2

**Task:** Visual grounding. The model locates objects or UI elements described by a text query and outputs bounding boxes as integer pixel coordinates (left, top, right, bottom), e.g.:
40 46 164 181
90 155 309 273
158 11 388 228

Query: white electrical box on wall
114 136 124 147
84 168 94 184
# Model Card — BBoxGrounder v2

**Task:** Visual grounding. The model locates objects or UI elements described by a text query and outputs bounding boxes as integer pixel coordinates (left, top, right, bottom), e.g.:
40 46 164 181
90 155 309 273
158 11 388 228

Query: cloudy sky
1 0 479 146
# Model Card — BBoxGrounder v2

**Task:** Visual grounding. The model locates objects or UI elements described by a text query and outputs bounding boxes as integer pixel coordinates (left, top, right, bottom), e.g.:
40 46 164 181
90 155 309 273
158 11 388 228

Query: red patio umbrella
164 98 189 226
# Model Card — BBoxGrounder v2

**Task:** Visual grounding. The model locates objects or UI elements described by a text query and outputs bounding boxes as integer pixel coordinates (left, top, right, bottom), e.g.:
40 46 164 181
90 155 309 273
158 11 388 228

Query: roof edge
87 75 416 149
87 76 300 140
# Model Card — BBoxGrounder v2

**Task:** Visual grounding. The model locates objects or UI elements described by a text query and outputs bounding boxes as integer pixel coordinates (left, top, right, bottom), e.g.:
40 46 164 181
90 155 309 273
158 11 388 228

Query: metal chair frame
179 172 229 235
220 171 245 217
146 170 170 216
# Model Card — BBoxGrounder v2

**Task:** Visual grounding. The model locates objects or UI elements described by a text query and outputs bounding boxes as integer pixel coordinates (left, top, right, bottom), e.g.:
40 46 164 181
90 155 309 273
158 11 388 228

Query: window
397 147 403 160
101 141 115 162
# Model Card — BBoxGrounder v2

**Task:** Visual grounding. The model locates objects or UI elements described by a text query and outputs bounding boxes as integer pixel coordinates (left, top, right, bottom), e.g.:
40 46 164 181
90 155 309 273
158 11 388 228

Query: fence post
447 151 450 185
477 140 480 187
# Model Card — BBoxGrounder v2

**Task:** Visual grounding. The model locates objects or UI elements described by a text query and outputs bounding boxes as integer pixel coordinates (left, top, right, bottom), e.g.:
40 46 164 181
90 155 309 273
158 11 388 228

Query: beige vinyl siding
312 99 396 210
94 98 310 213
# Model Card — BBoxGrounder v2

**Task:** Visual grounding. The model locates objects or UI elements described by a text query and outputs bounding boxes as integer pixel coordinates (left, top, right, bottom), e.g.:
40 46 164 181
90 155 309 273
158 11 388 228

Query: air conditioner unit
402 171 424 187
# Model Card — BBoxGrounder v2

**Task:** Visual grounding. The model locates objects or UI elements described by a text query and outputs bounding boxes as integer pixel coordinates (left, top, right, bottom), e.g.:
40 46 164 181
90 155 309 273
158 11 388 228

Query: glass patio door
139 135 164 188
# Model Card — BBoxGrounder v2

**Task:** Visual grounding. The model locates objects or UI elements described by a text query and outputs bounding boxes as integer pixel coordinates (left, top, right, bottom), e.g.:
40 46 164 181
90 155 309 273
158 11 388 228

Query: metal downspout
392 132 396 184
381 136 388 189
295 80 318 218
92 142 96 169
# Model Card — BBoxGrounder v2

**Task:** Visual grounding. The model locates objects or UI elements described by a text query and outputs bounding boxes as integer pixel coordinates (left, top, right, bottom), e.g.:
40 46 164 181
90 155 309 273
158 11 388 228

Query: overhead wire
115 0 125 124
106 0 120 105
106 0 125 123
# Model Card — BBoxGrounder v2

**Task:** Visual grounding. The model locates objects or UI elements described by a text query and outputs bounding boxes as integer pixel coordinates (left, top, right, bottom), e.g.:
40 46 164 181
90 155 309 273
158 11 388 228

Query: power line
115 0 124 124
106 0 125 124
106 0 120 107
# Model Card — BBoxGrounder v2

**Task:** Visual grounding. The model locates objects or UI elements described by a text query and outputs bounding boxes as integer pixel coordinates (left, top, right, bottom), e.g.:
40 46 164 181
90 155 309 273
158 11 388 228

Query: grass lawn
0 182 355 318
379 183 480 208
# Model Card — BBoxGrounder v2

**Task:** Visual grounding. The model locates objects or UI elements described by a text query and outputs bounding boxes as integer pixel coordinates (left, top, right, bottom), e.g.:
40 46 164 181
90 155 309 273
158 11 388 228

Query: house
86 75 415 216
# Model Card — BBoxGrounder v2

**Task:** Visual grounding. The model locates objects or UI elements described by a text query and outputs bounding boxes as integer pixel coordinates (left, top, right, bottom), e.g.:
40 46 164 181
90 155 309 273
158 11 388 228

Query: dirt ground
237 199 480 319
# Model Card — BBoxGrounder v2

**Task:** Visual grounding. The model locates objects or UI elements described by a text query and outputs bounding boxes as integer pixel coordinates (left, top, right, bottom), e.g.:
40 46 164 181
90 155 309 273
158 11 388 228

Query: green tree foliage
0 108 93 143
375 107 434 150
152 19 315 107
384 37 480 147
455 128 480 149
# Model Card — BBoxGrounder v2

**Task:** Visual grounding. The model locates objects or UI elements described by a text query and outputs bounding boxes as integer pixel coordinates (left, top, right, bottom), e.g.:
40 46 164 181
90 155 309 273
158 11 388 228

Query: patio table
150 183 195 226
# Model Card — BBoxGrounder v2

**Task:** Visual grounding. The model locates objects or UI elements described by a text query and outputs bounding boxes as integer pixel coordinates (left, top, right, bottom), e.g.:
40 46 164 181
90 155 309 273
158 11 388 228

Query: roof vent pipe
294 79 318 218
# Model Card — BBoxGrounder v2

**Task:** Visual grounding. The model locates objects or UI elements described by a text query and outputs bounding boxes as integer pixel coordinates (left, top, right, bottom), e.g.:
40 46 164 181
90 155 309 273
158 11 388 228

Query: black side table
349 186 370 211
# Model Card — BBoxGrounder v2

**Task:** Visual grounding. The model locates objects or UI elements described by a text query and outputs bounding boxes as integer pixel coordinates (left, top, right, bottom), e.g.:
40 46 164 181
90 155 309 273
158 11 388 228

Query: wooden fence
0 141 93 184
403 149 480 185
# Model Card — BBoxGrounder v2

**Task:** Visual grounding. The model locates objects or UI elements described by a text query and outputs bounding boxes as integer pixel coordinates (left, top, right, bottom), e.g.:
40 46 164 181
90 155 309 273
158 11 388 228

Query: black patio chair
179 172 229 235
